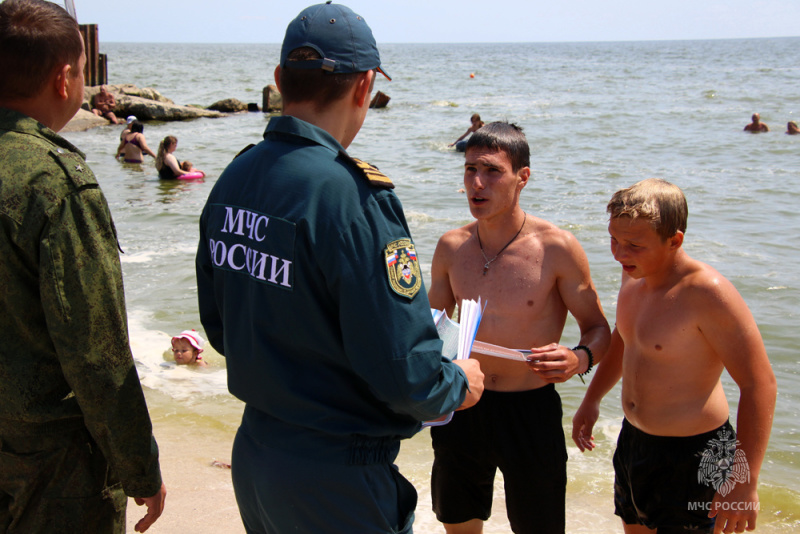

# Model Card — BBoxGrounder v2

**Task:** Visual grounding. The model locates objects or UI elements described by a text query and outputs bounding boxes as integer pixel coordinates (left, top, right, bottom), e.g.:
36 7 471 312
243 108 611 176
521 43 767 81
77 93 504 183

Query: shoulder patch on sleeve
339 151 394 190
384 238 422 299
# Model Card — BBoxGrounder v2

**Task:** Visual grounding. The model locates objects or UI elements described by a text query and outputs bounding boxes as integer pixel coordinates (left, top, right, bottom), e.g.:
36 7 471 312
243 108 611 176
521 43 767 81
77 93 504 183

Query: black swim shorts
613 418 737 533
431 384 567 533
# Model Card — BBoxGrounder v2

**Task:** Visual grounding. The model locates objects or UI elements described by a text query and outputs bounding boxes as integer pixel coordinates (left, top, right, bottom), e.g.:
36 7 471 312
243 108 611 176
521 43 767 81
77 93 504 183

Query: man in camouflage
0 0 166 532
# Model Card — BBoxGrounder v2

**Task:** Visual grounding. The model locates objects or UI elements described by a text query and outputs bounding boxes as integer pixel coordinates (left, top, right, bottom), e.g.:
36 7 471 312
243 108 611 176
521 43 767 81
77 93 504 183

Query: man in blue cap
196 3 484 533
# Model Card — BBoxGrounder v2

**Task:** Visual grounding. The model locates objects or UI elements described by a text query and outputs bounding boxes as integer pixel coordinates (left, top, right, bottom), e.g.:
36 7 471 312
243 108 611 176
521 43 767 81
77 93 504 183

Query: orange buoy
469 73 475 78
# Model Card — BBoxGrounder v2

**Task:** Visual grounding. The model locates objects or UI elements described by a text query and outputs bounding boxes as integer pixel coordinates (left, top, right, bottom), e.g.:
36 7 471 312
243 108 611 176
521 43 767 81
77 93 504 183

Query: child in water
181 160 198 173
171 330 208 367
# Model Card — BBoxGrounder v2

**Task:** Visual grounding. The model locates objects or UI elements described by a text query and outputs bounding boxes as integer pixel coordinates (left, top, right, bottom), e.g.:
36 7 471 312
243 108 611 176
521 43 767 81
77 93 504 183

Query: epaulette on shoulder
233 143 256 160
339 151 394 190
51 147 96 189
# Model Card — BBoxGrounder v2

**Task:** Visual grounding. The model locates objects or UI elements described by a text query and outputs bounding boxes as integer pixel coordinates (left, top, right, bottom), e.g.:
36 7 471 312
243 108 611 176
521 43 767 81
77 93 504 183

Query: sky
67 0 800 44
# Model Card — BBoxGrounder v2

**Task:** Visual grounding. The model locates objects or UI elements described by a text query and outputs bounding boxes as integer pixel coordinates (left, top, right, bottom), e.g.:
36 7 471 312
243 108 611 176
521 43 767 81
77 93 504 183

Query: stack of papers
424 298 484 428
431 297 484 361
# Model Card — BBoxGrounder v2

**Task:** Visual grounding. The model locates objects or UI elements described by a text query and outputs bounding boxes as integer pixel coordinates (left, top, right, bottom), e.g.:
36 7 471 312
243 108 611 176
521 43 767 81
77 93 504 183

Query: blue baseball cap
280 2 391 80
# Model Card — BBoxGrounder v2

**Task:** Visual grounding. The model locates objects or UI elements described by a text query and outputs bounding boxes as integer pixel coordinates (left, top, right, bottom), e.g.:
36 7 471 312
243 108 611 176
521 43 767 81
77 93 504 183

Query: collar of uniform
0 107 86 160
263 115 345 156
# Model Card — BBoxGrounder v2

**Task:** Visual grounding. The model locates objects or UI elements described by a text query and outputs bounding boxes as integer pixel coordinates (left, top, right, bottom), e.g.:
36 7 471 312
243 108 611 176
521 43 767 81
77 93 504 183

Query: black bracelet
572 345 594 384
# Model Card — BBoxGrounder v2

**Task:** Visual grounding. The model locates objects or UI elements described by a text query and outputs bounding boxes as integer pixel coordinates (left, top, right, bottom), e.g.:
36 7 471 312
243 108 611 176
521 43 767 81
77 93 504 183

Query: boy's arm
572 327 624 452
427 232 458 316
697 275 777 532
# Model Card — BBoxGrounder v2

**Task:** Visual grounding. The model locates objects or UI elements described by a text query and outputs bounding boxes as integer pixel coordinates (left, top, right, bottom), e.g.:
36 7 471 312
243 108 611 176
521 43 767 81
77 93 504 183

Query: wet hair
0 0 83 99
279 47 363 112
607 178 688 240
129 120 144 133
155 135 177 171
465 121 530 173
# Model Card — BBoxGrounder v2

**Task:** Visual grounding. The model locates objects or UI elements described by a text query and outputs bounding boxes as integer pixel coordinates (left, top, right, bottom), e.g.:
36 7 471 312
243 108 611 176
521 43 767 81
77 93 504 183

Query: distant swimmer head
788 121 799 134
281 2 390 80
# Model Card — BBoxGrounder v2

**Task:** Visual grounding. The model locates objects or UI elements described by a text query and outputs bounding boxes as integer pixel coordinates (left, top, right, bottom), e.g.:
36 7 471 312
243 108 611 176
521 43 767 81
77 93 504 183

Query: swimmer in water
449 113 485 152
744 113 769 133
171 330 208 367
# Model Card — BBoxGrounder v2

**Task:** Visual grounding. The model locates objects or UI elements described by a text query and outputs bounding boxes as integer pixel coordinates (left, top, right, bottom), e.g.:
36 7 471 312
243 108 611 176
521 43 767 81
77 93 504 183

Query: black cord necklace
476 213 527 275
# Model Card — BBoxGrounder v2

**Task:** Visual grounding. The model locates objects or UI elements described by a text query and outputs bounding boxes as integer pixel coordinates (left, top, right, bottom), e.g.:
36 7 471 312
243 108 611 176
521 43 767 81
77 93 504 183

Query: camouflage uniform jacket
0 108 162 498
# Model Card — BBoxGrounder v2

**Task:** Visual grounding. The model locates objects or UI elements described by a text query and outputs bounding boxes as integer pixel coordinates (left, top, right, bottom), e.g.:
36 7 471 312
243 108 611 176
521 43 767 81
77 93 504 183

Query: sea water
64 38 800 532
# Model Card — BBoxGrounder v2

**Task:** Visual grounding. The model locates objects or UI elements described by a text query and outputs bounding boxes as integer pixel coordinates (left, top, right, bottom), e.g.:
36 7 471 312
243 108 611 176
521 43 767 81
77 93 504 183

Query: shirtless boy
572 178 777 533
428 121 611 533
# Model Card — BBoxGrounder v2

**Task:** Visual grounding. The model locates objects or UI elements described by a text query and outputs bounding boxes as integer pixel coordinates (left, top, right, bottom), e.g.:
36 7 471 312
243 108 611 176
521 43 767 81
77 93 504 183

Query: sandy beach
126 413 244 534
124 408 517 534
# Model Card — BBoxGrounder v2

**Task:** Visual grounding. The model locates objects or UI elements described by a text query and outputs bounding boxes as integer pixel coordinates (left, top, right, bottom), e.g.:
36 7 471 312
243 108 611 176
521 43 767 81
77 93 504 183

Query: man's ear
518 166 531 190
54 64 71 101
353 70 375 108
273 65 282 92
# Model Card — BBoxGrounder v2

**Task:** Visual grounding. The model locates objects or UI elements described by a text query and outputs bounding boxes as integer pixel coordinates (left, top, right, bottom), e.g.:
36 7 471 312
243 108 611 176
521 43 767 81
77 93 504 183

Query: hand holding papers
432 302 531 363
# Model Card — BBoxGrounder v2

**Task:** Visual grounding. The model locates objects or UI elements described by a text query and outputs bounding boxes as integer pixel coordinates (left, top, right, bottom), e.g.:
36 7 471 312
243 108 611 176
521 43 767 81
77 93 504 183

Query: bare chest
616 285 712 366
449 247 566 347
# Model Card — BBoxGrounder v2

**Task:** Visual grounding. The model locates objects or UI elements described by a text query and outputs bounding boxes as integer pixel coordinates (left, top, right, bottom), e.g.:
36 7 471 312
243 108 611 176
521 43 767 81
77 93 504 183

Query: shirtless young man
572 179 777 534
428 121 611 534
91 85 119 124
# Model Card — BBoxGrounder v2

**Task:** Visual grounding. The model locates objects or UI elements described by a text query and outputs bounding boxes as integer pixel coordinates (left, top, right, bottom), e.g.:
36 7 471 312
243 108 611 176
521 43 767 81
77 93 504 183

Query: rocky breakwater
64 84 226 132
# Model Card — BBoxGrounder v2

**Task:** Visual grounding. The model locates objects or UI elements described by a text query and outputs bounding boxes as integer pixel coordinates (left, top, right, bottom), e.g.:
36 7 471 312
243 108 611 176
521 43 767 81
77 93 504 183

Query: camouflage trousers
0 422 127 533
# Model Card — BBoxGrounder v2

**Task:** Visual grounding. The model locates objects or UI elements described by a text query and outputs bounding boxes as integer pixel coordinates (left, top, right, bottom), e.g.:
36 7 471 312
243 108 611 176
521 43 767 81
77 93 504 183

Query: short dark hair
466 121 530 173
279 47 363 112
0 0 83 99
130 120 144 133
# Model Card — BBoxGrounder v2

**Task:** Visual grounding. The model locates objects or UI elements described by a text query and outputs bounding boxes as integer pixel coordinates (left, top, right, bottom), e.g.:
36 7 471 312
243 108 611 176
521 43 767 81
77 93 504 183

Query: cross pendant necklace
476 213 527 275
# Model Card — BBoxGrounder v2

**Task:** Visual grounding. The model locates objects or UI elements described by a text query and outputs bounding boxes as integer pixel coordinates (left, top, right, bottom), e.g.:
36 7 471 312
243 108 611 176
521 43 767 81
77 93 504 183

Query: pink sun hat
171 329 205 353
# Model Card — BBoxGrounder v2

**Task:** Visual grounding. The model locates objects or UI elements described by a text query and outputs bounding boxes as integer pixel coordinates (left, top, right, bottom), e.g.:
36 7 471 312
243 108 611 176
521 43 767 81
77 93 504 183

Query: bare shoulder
676 257 751 318
436 223 474 252
681 258 739 298
533 217 589 262
532 217 578 245
432 223 474 270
